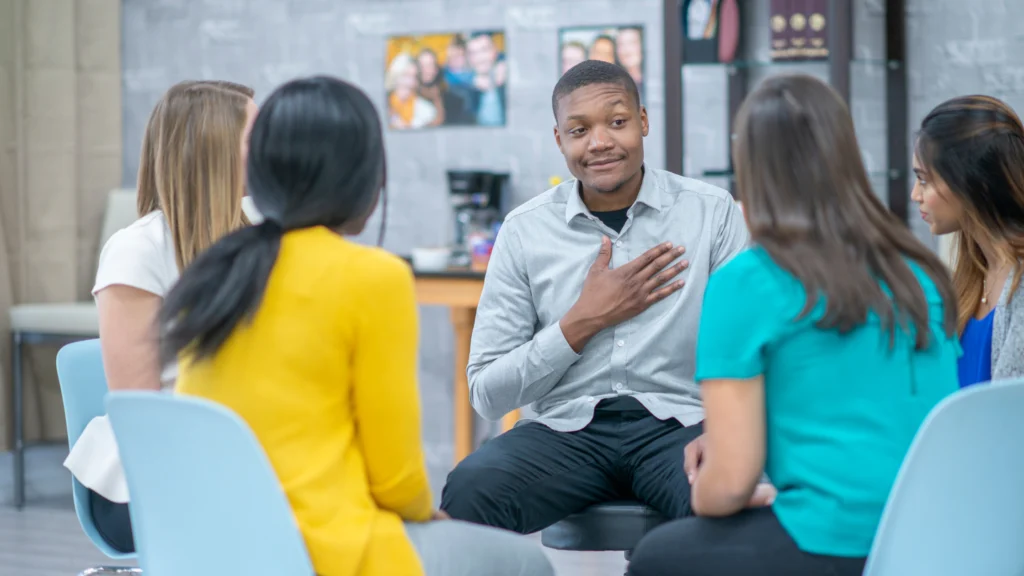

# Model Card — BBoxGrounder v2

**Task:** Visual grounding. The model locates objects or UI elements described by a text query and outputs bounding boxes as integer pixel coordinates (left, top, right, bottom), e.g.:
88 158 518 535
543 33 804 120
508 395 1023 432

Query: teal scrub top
695 247 959 557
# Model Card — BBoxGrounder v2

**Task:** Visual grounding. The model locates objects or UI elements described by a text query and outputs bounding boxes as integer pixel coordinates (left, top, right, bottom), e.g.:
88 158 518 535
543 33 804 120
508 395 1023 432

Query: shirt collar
563 165 664 225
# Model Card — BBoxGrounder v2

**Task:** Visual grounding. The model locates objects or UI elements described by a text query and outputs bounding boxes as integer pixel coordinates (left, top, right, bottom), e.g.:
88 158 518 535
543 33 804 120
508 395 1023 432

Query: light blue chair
55 339 141 575
864 379 1024 576
106 392 314 575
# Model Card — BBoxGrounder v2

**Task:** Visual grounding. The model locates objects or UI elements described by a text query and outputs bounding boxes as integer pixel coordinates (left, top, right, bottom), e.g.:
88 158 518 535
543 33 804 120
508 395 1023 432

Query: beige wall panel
24 0 74 68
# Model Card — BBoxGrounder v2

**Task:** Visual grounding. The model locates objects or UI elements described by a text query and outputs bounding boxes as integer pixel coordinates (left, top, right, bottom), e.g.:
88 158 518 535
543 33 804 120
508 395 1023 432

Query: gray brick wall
905 0 1024 244
121 0 666 495
121 0 1024 491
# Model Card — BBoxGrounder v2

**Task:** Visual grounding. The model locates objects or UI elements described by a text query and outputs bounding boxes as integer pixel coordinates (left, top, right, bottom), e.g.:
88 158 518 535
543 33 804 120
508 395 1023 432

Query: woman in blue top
912 95 1024 388
627 73 960 576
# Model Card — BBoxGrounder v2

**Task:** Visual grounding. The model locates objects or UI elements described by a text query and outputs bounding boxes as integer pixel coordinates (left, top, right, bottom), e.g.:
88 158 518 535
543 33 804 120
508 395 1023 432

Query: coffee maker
447 170 509 269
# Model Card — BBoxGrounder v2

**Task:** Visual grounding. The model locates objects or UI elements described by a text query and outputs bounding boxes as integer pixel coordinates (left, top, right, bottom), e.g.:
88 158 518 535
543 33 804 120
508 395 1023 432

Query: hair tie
259 219 285 235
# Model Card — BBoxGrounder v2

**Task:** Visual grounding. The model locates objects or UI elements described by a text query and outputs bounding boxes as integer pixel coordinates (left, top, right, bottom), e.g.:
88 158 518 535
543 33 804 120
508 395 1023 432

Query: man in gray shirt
440 61 751 532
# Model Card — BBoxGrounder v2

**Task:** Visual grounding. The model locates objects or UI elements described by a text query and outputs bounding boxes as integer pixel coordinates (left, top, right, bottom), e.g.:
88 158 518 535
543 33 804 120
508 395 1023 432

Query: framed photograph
558 25 645 104
385 30 507 130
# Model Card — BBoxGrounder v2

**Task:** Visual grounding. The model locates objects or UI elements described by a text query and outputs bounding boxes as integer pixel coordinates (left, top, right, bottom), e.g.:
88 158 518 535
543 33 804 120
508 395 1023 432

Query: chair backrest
242 195 264 223
102 190 264 240
55 339 134 559
99 189 140 252
864 380 1024 576
106 392 314 575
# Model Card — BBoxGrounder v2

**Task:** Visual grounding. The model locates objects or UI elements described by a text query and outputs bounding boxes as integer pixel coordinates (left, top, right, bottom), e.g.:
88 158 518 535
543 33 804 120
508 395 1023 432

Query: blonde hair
136 80 255 217
385 53 417 93
146 82 252 270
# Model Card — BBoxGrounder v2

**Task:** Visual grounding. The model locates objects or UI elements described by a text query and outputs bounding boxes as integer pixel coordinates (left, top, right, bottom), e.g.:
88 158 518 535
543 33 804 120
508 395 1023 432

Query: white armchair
937 233 956 270
241 195 263 223
8 188 137 508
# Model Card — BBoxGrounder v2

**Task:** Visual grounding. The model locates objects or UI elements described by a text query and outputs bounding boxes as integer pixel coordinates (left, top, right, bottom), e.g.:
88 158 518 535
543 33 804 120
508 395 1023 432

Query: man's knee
440 456 524 531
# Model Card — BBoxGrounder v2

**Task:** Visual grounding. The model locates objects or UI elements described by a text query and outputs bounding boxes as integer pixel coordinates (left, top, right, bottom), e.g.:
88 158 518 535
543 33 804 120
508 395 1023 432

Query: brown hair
917 95 1024 331
733 74 956 348
136 80 254 217
145 82 252 270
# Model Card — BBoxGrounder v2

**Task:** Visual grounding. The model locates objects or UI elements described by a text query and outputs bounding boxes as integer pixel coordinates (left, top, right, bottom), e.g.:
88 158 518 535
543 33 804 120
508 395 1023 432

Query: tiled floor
0 446 627 576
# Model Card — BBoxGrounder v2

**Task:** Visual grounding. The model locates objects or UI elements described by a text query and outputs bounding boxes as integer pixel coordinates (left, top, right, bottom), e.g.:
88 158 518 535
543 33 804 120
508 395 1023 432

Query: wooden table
413 268 520 464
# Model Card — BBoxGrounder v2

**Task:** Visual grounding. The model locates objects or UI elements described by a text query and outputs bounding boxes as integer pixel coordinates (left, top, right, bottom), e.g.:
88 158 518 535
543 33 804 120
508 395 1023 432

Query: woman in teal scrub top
627 74 961 576
912 95 1024 388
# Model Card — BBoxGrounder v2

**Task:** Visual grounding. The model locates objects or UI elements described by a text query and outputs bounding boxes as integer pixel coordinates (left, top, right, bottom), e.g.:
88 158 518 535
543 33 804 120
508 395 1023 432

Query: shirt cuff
534 321 583 375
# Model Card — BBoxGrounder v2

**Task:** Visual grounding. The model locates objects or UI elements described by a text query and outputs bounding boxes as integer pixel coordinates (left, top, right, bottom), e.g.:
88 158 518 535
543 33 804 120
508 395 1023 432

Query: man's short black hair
552 60 641 120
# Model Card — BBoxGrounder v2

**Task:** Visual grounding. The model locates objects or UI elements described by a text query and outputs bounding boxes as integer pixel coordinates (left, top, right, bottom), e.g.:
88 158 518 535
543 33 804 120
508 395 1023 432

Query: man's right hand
561 237 688 352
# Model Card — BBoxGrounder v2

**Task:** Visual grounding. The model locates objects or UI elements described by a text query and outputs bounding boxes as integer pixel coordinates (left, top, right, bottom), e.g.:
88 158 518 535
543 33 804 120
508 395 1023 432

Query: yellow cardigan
177 227 432 576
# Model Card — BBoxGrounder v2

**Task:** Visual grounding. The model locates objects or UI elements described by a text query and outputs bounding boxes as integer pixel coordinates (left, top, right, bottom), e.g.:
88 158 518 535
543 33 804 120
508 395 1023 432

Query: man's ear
553 125 562 150
640 106 649 137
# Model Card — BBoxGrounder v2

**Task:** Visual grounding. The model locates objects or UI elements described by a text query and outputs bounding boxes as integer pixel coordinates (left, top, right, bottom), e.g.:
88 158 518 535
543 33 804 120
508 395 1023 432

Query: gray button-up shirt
468 167 749 432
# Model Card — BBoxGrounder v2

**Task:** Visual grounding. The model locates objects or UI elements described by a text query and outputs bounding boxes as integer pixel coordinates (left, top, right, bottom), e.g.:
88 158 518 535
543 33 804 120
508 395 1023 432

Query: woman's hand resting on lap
684 433 776 509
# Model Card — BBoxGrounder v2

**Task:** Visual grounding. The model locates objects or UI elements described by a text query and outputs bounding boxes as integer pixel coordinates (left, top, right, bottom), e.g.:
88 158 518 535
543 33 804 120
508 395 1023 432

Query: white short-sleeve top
64 210 179 503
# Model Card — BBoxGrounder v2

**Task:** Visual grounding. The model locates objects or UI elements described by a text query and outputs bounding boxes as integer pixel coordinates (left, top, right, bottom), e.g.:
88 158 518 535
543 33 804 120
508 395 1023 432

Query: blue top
696 248 960 557
958 309 995 388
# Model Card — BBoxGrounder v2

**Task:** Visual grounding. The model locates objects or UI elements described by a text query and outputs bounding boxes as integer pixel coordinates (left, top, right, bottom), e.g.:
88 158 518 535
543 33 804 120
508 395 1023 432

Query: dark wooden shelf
662 0 910 223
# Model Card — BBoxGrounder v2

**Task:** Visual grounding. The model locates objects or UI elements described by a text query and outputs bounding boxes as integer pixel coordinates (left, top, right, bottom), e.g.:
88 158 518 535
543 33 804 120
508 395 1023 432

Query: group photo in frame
385 30 508 129
558 25 646 104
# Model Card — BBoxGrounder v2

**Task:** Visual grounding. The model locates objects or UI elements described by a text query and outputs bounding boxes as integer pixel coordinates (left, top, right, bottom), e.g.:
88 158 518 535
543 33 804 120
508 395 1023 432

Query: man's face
447 44 467 70
589 38 616 64
554 83 648 194
616 29 642 69
467 35 497 76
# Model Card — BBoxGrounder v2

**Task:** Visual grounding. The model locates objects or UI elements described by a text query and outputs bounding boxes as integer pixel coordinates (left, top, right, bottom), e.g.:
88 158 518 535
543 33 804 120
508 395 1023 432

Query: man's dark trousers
440 396 703 534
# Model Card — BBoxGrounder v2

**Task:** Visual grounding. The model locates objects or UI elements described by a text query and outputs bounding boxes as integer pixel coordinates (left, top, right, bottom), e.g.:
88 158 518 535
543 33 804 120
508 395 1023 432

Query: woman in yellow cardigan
159 76 554 576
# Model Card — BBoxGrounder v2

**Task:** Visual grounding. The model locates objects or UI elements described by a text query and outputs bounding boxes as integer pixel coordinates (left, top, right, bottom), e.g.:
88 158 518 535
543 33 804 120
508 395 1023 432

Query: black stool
540 501 667 574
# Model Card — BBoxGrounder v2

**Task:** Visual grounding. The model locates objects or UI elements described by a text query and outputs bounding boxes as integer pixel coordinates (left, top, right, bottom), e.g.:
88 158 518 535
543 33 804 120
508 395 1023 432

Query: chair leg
78 567 143 575
12 331 24 509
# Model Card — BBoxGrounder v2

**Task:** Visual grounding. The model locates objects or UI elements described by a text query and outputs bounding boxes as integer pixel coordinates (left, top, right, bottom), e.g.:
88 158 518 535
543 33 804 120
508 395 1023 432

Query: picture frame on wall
385 30 507 130
558 25 645 104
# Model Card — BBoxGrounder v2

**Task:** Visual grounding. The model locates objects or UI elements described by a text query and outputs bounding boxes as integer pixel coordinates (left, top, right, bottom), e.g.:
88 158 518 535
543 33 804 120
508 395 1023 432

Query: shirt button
614 383 623 390
587 396 596 402
615 240 623 247
616 340 624 347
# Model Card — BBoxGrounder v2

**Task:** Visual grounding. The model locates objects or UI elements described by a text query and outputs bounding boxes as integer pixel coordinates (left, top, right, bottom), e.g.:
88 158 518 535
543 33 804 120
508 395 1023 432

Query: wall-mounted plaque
770 0 791 60
805 0 829 60
770 0 828 61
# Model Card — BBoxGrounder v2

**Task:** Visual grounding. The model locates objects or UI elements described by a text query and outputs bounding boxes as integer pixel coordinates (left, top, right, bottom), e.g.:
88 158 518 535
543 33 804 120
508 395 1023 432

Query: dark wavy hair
733 74 956 348
159 75 387 364
916 94 1024 331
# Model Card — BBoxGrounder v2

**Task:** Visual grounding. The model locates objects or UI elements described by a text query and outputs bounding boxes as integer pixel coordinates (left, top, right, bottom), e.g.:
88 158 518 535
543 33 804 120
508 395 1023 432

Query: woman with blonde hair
163 75 553 576
63 80 258 553
136 80 255 216
387 52 437 129
912 94 1024 387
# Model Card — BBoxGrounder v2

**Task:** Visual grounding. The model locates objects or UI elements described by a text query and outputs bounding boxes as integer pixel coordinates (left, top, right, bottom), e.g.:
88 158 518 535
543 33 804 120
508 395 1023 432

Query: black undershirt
585 207 641 413
591 206 631 233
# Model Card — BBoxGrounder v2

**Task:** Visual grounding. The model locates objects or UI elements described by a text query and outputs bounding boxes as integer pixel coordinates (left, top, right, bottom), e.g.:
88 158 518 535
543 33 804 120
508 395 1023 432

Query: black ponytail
160 220 282 364
158 76 387 365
